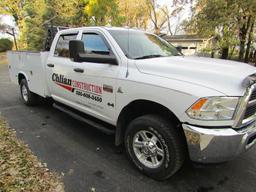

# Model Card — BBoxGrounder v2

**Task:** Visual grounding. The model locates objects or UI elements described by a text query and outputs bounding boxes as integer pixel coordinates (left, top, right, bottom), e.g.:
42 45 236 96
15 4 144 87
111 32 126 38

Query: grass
0 52 8 65
0 117 64 192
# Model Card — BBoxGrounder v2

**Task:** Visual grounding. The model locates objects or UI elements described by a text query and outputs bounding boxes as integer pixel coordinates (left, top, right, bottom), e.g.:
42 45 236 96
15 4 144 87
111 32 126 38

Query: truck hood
135 56 256 96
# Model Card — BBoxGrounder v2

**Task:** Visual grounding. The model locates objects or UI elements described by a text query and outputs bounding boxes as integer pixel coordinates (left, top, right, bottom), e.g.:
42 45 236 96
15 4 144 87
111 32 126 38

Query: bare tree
146 0 167 34
161 5 183 35
147 0 193 35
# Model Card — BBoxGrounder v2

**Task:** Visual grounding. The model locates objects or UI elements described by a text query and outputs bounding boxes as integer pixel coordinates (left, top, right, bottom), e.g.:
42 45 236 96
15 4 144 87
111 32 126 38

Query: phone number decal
75 90 102 103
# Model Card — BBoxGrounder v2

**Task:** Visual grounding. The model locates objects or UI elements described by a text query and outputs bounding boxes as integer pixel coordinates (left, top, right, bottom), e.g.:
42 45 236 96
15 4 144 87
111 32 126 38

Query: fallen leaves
0 117 65 192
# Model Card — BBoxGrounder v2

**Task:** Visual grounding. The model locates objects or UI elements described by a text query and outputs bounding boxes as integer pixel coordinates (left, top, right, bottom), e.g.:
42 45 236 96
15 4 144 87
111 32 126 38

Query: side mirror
69 40 118 65
176 45 183 54
69 40 85 62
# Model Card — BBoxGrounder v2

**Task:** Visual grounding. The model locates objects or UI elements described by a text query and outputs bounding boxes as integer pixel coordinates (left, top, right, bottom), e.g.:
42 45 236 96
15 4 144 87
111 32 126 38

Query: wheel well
115 100 183 146
18 73 26 84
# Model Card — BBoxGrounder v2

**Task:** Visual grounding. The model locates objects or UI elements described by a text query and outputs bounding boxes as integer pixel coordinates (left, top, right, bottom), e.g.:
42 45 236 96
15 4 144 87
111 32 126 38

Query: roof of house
162 34 208 42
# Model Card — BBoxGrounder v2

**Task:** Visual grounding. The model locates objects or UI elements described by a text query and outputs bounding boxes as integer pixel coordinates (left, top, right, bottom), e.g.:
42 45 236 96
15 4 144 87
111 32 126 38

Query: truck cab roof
58 26 146 34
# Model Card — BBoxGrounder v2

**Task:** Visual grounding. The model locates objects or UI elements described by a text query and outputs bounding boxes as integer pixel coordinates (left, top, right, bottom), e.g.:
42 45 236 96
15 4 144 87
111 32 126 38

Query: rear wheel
20 79 38 106
125 114 185 180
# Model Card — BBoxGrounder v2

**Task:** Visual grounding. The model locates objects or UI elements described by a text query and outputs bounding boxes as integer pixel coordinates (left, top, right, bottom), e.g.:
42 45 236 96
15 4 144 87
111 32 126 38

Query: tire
125 114 185 180
20 79 38 106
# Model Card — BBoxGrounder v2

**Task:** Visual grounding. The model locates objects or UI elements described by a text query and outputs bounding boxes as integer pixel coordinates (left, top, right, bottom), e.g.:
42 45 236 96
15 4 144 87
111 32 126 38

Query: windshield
108 30 181 59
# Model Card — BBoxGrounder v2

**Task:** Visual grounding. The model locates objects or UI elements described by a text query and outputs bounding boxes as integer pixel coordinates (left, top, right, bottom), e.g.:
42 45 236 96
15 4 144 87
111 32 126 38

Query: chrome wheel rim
21 85 28 102
132 130 165 168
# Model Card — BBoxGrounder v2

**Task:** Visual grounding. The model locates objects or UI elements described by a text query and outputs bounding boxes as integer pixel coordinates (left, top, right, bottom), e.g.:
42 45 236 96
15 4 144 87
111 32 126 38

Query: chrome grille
249 89 256 101
244 104 256 119
233 84 256 128
242 85 256 125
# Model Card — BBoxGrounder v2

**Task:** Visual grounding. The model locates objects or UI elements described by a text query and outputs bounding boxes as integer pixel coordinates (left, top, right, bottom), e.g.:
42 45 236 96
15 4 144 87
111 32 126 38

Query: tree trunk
254 50 256 66
229 46 235 60
239 34 246 61
154 27 160 35
148 0 159 34
245 21 254 63
167 16 172 35
211 51 215 58
239 16 251 61
249 50 254 63
221 47 229 59
244 41 251 63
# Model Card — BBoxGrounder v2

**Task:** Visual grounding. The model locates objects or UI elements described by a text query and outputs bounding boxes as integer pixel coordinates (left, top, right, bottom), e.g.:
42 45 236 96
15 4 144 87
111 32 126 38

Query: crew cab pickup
7 27 256 180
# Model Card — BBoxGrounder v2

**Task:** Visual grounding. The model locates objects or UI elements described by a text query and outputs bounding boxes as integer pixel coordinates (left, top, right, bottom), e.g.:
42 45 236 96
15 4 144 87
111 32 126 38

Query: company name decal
52 73 102 102
52 73 73 92
72 80 102 94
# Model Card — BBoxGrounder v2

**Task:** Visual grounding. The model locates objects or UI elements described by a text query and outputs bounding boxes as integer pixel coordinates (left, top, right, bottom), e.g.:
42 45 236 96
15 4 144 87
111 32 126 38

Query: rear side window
82 33 109 54
54 33 77 57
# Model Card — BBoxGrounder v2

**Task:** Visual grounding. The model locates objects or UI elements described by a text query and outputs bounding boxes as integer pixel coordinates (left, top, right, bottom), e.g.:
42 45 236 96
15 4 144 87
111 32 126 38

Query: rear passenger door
46 32 78 104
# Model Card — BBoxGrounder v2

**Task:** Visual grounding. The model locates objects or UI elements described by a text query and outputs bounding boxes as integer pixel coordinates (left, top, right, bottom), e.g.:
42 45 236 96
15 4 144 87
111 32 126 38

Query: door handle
73 68 84 73
107 103 114 107
47 63 55 68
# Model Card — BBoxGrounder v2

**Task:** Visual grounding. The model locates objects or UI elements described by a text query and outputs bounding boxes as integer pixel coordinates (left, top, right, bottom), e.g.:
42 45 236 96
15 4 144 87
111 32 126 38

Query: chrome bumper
183 122 256 163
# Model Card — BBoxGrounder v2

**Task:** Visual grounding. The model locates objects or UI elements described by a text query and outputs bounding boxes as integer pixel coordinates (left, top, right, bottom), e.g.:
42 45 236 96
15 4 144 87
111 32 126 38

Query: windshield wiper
134 54 164 60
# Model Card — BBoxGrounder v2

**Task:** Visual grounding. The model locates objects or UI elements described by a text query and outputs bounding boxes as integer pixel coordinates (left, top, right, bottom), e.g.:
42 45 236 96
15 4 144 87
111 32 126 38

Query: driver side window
54 33 78 57
82 33 109 54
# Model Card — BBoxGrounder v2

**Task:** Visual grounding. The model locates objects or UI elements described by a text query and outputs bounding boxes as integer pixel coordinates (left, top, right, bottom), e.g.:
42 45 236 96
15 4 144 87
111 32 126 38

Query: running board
53 103 115 135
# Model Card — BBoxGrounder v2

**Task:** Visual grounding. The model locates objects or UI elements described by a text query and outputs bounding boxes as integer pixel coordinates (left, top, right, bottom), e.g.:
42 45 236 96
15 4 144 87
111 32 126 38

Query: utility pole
6 28 18 50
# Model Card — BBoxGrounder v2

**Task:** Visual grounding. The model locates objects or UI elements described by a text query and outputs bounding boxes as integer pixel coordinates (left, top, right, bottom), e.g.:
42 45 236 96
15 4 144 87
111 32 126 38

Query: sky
0 15 16 38
1 16 15 27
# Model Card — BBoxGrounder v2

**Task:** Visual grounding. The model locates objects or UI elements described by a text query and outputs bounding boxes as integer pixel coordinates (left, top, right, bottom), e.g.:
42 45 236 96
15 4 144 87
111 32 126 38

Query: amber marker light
191 98 208 110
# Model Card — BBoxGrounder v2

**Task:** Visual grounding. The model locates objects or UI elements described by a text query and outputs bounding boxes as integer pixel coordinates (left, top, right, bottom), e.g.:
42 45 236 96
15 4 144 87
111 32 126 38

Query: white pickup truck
7 27 256 180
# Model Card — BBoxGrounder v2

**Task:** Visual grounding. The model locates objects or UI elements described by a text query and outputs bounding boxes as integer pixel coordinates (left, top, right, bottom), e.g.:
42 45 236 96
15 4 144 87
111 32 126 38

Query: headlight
186 97 240 120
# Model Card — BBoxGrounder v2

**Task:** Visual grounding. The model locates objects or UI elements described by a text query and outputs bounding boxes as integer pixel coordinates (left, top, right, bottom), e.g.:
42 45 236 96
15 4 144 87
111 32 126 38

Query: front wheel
125 114 185 180
20 79 38 106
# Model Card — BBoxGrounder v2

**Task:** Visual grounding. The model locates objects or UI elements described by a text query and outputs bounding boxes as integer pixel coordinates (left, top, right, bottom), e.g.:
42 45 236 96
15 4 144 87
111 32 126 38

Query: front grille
233 83 256 128
249 89 256 101
244 104 256 119
247 134 256 146
243 86 256 122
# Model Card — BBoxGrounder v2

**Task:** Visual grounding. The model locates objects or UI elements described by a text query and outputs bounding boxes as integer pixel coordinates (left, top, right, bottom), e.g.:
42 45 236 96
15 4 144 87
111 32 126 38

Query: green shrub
0 38 13 52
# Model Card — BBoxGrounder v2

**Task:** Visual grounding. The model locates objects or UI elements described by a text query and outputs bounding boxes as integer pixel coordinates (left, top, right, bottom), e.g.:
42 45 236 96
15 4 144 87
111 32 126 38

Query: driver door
70 31 120 123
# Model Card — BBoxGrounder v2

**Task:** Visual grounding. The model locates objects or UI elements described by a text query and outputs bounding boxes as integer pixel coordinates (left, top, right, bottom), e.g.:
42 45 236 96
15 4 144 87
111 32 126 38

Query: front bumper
183 122 256 163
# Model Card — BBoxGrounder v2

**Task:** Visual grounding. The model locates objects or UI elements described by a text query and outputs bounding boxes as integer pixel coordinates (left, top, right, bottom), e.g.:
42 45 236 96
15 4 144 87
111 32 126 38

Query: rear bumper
183 122 256 163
